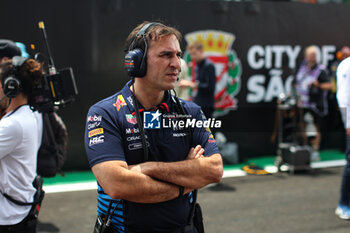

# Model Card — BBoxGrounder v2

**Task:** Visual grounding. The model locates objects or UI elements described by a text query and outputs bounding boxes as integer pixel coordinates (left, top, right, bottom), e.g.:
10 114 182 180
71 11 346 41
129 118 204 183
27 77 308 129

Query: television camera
29 21 78 113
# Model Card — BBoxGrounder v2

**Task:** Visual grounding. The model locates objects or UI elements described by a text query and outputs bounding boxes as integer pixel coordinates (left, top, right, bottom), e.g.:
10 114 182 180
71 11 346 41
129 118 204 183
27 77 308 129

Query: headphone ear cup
3 76 21 98
124 48 147 77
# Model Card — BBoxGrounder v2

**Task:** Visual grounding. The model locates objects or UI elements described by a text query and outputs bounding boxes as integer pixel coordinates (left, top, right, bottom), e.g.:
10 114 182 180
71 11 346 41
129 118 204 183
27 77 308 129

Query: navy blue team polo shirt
84 81 220 233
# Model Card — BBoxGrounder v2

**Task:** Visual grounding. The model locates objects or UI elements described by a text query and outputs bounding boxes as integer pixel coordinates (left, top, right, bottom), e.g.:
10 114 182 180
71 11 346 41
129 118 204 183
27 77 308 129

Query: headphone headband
125 22 162 78
136 22 161 37
129 22 161 51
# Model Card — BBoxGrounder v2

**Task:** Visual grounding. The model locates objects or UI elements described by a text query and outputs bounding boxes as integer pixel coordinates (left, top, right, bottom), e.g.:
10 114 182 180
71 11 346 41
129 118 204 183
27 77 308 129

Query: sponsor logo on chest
89 135 104 146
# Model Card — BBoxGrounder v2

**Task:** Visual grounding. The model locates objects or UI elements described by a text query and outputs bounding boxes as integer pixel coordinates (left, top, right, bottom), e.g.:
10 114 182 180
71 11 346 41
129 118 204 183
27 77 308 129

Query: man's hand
347 128 350 137
186 145 205 160
129 164 142 173
178 80 197 89
311 80 319 87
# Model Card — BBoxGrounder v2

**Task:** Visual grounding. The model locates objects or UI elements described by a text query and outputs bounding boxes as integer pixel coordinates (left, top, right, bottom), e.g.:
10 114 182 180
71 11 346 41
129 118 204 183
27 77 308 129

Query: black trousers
0 217 37 233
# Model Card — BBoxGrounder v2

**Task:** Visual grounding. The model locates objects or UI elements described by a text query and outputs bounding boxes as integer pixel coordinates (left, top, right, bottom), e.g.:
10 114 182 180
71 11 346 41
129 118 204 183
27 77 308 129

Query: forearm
197 81 209 90
137 153 223 189
319 82 332 91
92 161 181 204
120 171 180 203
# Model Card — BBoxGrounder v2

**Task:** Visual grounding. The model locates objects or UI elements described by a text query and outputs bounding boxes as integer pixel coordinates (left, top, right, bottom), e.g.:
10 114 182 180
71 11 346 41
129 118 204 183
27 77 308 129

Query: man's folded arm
131 152 223 189
92 160 187 204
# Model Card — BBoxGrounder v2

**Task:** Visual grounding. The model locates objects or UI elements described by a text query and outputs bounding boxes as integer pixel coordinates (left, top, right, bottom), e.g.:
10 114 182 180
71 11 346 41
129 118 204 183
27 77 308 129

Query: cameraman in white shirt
0 56 43 233
335 55 350 220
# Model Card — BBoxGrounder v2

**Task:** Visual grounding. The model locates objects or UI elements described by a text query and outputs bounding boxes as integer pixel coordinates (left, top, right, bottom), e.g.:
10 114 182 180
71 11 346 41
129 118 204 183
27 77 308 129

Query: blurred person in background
330 46 350 93
325 46 350 152
178 41 216 119
335 55 350 220
174 58 190 100
294 45 332 161
0 56 43 233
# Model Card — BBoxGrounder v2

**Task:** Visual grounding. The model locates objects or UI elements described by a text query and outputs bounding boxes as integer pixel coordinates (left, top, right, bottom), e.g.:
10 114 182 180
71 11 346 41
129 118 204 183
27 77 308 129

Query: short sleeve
0 118 22 159
189 105 220 157
318 69 330 83
84 104 125 167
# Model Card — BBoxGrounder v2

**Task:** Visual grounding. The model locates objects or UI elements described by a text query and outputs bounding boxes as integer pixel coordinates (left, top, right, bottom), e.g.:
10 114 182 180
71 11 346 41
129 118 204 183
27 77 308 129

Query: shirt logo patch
128 141 150 150
173 133 187 137
126 114 137 125
89 135 104 146
88 122 101 130
87 115 102 122
205 127 212 133
88 128 104 137
127 96 134 107
208 134 216 143
126 128 139 134
113 95 127 111
144 110 161 129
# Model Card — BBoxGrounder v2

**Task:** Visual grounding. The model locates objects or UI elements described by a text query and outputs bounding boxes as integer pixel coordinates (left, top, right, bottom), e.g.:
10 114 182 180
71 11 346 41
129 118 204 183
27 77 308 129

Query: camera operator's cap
15 42 30 58
0 39 22 59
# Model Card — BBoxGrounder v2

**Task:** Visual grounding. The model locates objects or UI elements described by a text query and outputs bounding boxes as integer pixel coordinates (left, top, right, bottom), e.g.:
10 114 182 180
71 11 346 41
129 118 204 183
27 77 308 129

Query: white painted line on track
44 181 97 193
311 159 346 168
44 159 346 193
222 169 247 178
221 160 346 178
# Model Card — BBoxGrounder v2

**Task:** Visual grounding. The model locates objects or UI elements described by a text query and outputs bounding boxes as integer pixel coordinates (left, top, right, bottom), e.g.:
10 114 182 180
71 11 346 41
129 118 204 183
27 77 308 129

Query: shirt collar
121 80 172 114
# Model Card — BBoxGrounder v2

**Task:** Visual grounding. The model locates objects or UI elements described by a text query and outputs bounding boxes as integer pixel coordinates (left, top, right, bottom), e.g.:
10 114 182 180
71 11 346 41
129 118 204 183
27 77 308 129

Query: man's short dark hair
124 21 182 53
0 39 21 59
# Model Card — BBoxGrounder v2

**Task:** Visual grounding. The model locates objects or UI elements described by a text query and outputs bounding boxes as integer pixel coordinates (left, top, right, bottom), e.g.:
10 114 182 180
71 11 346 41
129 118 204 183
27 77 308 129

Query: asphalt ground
36 166 350 233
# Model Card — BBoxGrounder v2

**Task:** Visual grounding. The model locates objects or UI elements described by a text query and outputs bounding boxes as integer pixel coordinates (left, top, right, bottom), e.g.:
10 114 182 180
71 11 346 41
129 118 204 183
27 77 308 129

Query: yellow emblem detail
88 128 104 137
185 30 235 55
113 95 127 111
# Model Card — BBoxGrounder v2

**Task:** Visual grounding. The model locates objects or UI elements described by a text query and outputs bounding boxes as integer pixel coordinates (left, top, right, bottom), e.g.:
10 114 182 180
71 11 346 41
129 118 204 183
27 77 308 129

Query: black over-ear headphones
2 56 27 98
124 22 161 78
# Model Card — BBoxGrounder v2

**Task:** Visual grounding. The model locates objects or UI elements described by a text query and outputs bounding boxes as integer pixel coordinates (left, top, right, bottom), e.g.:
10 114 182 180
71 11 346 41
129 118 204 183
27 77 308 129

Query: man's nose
170 56 181 70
